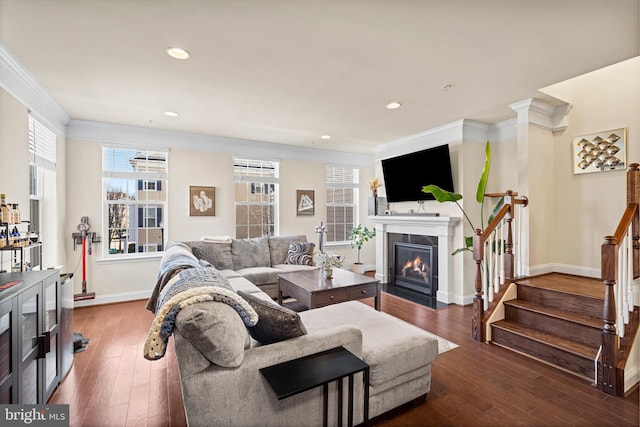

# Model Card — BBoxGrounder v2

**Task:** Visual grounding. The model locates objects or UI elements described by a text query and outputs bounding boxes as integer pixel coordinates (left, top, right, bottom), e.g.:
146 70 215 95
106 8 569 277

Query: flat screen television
381 144 455 203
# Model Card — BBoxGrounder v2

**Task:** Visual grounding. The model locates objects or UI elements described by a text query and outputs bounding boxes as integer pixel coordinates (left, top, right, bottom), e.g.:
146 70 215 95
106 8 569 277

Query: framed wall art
573 128 626 175
190 186 215 216
296 190 314 216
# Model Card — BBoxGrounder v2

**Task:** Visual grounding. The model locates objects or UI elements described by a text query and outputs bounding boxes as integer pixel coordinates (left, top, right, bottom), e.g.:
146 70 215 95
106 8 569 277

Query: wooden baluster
472 229 484 341
600 235 618 395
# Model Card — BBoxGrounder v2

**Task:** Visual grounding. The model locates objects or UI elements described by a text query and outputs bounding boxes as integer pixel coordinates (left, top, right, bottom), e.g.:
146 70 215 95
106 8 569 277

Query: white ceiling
1 0 638 154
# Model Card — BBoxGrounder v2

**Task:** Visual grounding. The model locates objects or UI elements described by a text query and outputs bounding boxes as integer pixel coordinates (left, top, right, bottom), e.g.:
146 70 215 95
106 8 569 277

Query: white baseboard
74 289 152 308
528 263 600 279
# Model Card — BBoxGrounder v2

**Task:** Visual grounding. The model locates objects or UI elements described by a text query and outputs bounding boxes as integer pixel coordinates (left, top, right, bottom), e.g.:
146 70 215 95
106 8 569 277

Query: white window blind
28 115 57 171
326 165 359 243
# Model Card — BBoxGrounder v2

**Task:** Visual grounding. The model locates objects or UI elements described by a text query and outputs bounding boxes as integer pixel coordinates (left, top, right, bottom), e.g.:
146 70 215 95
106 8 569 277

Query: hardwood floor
50 294 639 427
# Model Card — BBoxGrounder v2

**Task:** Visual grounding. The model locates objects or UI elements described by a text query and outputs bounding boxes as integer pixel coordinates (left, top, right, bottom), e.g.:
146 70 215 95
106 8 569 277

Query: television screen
381 144 455 203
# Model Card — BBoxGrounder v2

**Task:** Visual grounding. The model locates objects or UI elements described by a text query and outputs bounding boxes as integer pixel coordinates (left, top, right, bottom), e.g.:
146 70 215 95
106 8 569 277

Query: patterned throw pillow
284 241 315 266
237 291 307 344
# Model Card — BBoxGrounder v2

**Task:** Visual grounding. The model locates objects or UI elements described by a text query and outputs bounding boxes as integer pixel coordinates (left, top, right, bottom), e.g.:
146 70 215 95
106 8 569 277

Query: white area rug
435 335 459 354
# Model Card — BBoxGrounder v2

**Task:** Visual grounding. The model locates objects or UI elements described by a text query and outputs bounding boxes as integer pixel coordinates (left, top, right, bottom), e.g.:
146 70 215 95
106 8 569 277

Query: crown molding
0 42 69 135
373 118 520 160
509 98 572 132
67 119 374 167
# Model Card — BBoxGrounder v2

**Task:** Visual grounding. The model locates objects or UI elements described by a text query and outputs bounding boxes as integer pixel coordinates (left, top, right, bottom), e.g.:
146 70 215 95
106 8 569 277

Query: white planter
352 263 366 274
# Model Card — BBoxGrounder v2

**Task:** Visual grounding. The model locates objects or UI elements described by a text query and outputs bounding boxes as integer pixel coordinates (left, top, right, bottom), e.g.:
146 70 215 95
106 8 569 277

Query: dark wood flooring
49 293 639 427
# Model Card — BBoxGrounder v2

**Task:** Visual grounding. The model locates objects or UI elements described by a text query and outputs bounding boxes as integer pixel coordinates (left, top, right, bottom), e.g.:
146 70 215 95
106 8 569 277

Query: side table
260 346 370 427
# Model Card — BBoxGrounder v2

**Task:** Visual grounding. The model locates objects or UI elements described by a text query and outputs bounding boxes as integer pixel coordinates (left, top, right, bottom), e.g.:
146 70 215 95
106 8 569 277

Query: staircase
491 273 604 381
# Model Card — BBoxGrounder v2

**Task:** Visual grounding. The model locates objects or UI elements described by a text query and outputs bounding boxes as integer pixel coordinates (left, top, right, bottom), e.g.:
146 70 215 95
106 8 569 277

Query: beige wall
0 87 66 272
64 139 374 301
547 58 640 271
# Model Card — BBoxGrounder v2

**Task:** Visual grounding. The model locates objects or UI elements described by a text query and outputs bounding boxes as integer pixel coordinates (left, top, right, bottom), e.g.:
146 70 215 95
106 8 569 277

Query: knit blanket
146 242 203 313
144 267 258 360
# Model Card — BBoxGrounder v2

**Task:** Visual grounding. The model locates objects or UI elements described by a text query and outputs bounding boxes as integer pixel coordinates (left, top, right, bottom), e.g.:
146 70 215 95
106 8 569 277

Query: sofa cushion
235 266 281 286
272 264 319 273
237 291 307 344
175 301 250 367
268 235 308 266
285 241 315 266
232 237 270 269
227 276 264 295
187 241 233 270
299 301 438 387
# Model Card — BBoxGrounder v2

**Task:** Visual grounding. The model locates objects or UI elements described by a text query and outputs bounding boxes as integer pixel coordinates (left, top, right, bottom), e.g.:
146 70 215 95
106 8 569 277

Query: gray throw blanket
144 267 258 360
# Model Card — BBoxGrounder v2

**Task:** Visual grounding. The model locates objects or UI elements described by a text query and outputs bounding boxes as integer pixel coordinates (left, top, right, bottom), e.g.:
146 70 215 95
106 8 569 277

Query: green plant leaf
488 195 505 223
422 185 463 202
476 141 491 204
452 247 472 255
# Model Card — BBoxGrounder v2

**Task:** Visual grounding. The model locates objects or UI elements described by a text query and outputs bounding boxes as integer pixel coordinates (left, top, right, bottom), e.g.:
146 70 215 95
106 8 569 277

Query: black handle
37 331 51 358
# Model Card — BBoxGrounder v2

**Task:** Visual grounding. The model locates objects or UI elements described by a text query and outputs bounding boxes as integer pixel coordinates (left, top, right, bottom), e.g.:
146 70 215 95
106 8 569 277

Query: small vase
323 268 333 279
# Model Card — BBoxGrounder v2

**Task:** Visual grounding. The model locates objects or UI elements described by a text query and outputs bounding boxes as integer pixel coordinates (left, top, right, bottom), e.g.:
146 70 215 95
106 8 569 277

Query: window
234 158 278 239
28 115 57 269
326 165 359 243
103 147 168 256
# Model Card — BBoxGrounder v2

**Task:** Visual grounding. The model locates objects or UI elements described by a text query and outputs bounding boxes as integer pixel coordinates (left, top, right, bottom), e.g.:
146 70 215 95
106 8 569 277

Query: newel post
600 235 618 395
628 163 639 279
472 229 484 341
504 190 515 280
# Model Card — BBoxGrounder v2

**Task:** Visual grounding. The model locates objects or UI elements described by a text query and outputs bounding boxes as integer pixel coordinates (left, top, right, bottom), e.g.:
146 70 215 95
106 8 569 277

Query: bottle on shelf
12 203 20 224
1 194 12 224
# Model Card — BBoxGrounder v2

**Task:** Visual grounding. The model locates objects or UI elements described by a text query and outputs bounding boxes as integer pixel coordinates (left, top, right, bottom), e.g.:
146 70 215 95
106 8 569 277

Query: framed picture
573 128 626 174
190 186 215 216
296 190 314 216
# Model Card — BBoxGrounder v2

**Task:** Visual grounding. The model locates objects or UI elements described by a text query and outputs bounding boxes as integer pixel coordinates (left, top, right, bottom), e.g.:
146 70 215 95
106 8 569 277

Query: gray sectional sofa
147 236 439 426
185 235 318 298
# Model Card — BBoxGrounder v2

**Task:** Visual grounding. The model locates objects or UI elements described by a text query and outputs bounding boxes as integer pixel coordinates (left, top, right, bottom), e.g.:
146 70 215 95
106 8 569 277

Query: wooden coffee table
277 268 381 311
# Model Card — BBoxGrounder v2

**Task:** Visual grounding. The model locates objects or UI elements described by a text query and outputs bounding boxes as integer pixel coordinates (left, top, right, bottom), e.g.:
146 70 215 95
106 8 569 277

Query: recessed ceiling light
166 47 190 60
164 111 179 117
321 135 331 140
386 101 402 110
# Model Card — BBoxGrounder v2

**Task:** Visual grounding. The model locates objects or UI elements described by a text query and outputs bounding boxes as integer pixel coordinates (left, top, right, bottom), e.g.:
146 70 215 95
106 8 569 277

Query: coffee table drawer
314 289 348 306
349 284 378 300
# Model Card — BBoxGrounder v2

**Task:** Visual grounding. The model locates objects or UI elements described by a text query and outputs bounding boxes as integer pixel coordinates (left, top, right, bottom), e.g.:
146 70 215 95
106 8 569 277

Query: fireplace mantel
371 215 460 304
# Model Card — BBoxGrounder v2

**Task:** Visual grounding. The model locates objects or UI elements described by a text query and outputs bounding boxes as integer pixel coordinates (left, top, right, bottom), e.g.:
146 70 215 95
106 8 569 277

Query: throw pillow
237 291 307 344
175 301 250 367
284 241 315 266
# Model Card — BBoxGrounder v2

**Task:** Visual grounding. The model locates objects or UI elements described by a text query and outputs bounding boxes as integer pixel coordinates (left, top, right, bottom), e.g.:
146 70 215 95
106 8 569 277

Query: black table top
260 346 369 400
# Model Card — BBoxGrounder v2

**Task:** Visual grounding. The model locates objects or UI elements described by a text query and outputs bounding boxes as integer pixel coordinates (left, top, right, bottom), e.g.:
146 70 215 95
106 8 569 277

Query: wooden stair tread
515 273 604 300
492 320 598 359
504 299 603 329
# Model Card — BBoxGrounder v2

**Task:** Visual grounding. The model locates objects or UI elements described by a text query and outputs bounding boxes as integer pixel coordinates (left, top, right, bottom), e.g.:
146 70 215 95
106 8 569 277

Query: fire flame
401 255 430 283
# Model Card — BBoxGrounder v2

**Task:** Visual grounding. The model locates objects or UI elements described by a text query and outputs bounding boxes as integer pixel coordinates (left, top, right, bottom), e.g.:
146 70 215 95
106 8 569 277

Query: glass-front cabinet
0 298 17 403
0 270 62 404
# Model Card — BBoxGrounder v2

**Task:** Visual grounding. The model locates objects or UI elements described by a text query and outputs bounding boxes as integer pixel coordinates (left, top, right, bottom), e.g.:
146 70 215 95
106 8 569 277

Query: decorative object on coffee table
318 252 342 279
190 186 215 216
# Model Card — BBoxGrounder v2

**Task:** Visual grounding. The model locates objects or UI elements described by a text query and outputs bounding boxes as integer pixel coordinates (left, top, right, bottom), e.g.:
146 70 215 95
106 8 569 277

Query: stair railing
472 190 528 341
600 163 639 396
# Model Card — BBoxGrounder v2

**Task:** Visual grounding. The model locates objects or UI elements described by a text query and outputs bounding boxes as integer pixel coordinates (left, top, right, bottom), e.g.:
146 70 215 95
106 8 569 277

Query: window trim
102 147 168 259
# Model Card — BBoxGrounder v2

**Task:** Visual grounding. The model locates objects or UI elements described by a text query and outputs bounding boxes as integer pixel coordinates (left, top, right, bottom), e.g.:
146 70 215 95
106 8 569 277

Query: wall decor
573 128 626 174
190 186 215 216
296 190 315 216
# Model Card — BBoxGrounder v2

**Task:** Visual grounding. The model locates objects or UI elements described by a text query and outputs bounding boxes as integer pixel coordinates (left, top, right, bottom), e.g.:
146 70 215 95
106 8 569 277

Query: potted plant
349 224 376 274
317 252 343 279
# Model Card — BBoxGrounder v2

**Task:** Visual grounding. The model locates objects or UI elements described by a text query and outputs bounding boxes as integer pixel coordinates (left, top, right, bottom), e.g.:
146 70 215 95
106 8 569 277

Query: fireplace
388 233 439 297
372 215 459 304
393 242 434 295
